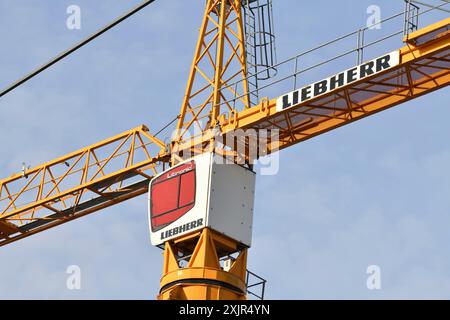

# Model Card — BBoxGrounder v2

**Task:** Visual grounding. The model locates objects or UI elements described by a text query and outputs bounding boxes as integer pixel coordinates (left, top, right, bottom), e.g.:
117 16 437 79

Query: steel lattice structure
0 0 449 300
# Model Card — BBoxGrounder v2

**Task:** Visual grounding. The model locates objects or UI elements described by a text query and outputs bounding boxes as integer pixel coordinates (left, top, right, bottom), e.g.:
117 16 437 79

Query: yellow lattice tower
172 0 251 163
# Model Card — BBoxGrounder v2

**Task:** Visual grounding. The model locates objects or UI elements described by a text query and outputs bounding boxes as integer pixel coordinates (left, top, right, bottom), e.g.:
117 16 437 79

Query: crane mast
173 0 251 164
0 1 449 300
161 0 253 299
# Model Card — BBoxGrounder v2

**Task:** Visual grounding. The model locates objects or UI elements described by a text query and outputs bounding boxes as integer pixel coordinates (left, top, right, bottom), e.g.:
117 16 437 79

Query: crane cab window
150 161 196 232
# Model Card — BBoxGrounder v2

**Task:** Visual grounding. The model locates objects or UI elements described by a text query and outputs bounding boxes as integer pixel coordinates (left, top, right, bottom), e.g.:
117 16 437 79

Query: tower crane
0 0 449 300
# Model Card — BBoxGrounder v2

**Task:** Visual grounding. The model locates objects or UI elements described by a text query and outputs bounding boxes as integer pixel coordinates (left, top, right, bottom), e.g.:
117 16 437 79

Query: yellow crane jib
218 17 450 156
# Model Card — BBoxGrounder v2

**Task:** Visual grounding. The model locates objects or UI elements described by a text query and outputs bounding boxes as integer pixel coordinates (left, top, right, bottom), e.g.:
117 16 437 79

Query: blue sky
0 0 449 299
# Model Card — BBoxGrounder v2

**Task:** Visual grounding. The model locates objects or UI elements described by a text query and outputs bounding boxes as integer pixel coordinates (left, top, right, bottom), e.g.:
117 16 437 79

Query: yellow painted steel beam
227 18 450 153
172 17 450 158
404 16 450 46
158 228 247 300
174 0 250 151
0 125 169 246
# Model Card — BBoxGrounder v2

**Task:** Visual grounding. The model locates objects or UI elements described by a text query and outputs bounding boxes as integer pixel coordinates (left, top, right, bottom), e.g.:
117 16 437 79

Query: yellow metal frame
173 0 250 163
158 228 247 300
404 16 450 46
0 125 168 245
174 17 450 159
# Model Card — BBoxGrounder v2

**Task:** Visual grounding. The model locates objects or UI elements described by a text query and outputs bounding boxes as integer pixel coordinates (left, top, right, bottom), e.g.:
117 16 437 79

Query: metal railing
243 0 278 106
219 0 450 116
246 269 267 300
404 0 421 35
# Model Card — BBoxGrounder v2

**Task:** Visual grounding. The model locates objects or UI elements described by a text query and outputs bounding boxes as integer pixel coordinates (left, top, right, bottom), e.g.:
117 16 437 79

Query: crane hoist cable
0 0 158 99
